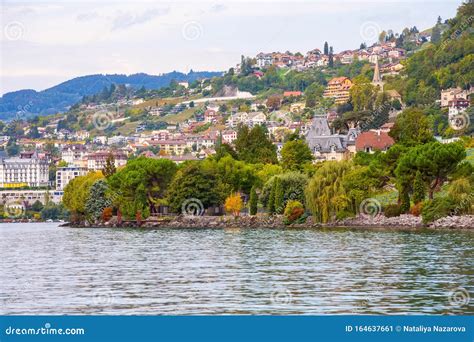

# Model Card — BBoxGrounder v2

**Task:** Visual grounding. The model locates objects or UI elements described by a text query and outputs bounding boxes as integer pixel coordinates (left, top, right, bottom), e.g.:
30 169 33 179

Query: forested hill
0 71 222 120
385 1 473 105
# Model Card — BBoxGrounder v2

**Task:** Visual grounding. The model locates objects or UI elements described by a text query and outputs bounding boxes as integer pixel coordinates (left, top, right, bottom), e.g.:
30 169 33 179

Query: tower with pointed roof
372 55 384 91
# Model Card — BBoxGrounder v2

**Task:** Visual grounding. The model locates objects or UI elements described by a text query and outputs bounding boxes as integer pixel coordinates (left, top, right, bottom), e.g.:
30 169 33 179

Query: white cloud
0 0 461 95
111 7 170 31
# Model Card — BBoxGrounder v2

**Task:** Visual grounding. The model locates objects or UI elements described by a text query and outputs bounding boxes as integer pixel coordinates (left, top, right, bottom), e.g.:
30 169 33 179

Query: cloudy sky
0 0 461 95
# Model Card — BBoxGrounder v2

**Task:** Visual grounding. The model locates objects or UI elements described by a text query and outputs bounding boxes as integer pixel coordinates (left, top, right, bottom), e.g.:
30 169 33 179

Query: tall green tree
85 179 112 223
249 186 258 216
389 108 434 146
306 161 354 223
280 140 313 171
234 125 278 164
274 177 284 214
268 181 276 215
395 142 466 199
412 171 426 204
108 157 177 218
167 162 223 214
63 172 104 222
261 172 308 211
349 76 377 111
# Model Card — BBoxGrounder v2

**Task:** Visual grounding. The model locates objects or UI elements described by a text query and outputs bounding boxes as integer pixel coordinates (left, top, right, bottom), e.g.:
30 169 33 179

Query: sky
0 0 462 95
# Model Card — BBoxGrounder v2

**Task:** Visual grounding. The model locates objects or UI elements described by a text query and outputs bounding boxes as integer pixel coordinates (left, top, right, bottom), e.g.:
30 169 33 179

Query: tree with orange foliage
224 193 243 217
102 207 113 222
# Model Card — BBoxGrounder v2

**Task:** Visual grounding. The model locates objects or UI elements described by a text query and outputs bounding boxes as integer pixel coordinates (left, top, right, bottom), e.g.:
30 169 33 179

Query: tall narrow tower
372 55 384 91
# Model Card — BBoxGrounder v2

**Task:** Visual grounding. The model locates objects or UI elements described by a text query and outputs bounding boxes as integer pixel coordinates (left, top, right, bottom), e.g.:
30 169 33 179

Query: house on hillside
440 87 473 107
305 115 359 162
448 98 470 118
256 53 273 68
323 77 353 104
355 130 395 153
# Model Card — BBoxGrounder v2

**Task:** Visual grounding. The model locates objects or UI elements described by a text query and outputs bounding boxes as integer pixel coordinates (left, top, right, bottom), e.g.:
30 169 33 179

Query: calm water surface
1 223 473 315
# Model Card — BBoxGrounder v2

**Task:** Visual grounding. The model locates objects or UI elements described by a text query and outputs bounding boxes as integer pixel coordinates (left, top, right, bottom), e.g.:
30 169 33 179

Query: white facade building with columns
0 152 49 188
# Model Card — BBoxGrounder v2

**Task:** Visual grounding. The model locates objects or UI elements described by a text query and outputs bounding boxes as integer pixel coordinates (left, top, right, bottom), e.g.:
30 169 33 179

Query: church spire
372 55 383 90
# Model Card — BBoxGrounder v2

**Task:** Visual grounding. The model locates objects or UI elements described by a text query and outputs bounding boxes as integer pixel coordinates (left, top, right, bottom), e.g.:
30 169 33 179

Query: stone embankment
334 214 474 229
66 214 474 229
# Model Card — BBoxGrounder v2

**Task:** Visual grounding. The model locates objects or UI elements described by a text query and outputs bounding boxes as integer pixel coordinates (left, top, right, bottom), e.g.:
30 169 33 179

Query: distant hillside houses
252 41 407 72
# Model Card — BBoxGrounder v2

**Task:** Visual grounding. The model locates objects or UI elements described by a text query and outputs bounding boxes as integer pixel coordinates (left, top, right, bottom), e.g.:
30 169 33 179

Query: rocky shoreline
65 214 474 230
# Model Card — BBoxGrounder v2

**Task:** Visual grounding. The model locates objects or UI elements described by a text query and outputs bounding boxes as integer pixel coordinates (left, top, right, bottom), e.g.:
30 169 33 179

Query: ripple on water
1 223 473 315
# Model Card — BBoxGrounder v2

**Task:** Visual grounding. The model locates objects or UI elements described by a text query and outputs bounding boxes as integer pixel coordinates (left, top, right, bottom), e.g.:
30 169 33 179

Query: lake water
1 223 473 315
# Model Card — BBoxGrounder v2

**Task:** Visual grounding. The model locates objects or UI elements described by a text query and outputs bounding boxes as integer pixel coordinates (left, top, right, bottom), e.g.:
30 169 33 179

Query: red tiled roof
355 131 395 151
283 91 302 97
328 77 350 85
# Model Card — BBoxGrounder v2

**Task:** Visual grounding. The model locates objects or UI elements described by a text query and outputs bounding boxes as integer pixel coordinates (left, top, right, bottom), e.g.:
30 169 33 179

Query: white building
247 112 267 127
256 53 273 68
108 136 127 145
74 130 90 140
227 112 267 128
222 130 237 144
0 190 63 205
56 166 89 190
0 151 49 188
93 136 108 145
61 144 88 165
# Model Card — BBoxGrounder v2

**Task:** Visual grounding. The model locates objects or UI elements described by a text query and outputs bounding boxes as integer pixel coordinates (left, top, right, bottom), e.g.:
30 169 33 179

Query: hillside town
0 4 473 227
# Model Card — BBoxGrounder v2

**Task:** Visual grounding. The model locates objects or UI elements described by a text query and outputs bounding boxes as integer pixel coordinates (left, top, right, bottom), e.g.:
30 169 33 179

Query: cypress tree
400 187 411 213
413 171 426 204
274 178 285 214
249 186 258 216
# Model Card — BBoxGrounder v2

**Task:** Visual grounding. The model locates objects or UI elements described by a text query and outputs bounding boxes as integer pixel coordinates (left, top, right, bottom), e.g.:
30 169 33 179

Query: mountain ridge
0 71 223 120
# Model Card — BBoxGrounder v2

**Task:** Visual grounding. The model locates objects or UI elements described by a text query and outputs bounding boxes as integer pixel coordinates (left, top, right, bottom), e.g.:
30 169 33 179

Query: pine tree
412 171 426 204
249 186 258 216
274 178 284 214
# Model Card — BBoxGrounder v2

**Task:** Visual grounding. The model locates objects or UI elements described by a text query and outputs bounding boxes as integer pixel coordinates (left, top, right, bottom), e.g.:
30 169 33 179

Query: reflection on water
1 223 473 315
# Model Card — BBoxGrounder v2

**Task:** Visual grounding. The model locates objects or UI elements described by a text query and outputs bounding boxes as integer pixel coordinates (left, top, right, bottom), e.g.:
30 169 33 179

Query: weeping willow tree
305 161 352 223
305 161 374 223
